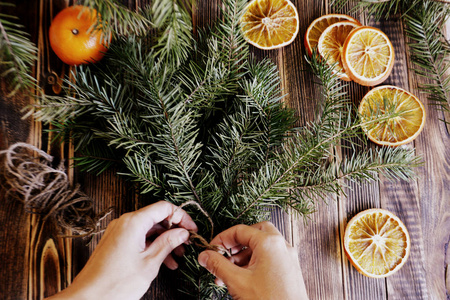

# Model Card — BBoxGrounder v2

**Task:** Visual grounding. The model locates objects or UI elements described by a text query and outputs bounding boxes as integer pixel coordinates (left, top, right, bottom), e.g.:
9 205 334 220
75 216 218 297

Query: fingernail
198 252 209 268
179 230 190 243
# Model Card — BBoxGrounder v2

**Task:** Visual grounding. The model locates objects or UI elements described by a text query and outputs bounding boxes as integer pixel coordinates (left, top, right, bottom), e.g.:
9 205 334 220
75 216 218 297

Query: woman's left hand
47 201 197 300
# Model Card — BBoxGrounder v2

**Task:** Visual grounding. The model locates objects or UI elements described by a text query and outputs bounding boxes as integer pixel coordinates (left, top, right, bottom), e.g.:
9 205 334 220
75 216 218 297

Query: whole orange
49 5 109 66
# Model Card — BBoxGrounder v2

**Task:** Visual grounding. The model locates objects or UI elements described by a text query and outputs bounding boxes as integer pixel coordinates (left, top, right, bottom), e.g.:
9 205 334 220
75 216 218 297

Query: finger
229 248 252 267
251 221 281 235
230 244 244 255
146 223 166 238
198 250 249 287
214 277 225 287
146 228 190 266
163 254 178 270
252 221 292 248
210 224 266 250
134 201 198 234
173 244 185 257
168 206 198 232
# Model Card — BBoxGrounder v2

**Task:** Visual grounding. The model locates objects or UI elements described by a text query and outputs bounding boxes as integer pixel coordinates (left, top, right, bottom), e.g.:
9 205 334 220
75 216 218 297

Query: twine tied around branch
0 142 112 237
169 200 231 257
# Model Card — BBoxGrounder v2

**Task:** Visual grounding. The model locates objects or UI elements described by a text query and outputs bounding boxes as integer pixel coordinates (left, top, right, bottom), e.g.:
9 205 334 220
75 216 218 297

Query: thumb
148 228 189 264
198 250 247 286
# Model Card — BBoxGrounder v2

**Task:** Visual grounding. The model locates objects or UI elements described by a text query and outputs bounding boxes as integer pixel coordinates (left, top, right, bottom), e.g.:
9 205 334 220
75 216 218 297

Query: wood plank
404 18 450 299
286 1 345 299
339 182 387 300
0 191 30 300
0 0 50 299
373 15 430 299
28 1 75 299
331 3 388 300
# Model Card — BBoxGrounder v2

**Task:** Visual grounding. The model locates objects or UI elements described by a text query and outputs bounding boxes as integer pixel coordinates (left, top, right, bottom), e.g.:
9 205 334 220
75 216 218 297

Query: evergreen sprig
151 0 194 67
405 0 450 117
0 2 37 97
28 0 422 297
81 0 151 41
331 0 421 19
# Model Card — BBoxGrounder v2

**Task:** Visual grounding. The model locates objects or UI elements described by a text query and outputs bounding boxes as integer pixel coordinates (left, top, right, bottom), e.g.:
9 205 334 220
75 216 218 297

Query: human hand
198 222 308 300
47 201 197 300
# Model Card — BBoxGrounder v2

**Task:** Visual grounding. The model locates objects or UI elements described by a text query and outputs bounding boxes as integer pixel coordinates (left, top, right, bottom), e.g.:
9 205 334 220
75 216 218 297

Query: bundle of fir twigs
24 0 424 298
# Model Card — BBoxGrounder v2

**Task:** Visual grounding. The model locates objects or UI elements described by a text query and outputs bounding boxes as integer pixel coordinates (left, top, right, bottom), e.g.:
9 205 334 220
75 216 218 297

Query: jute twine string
170 200 231 256
0 143 112 237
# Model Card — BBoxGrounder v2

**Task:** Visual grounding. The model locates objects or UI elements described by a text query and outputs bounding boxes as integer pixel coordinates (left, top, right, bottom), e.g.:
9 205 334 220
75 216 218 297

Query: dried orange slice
240 0 299 50
342 26 395 86
317 21 360 81
359 85 426 146
344 209 411 278
304 14 361 55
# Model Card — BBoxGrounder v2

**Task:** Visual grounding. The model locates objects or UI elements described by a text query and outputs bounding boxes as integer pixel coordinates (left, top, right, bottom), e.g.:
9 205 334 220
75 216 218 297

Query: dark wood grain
0 1 449 300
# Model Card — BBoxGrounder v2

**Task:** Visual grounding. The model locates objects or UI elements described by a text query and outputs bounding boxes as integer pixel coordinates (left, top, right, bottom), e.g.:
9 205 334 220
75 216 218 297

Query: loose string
0 143 112 237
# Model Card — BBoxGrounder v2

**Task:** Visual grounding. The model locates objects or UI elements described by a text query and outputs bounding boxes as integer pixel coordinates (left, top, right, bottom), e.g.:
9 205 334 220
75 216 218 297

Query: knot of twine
169 200 231 257
0 143 112 237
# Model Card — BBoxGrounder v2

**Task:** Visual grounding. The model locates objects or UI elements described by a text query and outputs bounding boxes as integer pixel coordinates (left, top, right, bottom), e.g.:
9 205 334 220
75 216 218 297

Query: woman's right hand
198 222 309 300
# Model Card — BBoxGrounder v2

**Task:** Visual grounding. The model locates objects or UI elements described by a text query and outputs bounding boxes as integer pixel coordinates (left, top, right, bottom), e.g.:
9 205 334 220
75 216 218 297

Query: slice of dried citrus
342 26 395 86
359 85 426 146
344 208 411 278
304 14 361 55
317 21 360 81
240 0 299 50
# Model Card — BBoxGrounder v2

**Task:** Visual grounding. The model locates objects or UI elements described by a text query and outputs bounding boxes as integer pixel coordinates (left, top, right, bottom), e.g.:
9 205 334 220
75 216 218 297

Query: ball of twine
0 142 112 237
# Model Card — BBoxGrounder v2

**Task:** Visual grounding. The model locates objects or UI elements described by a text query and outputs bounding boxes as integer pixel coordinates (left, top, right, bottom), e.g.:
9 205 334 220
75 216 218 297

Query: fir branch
235 51 421 220
151 0 194 67
72 143 123 175
177 33 238 108
0 3 37 97
121 153 164 194
215 0 249 85
331 0 420 20
81 0 151 41
404 0 450 116
294 147 422 199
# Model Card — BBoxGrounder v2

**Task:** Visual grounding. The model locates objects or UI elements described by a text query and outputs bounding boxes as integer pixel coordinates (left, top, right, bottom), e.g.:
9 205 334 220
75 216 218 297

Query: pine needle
81 0 152 42
0 2 37 97
404 0 450 117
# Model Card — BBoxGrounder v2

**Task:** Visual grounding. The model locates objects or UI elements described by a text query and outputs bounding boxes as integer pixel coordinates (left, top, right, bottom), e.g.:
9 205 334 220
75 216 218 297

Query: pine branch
81 0 151 41
120 153 164 194
72 142 123 175
294 147 422 199
404 1 450 116
0 3 37 97
216 0 249 85
331 0 420 20
151 0 194 67
235 51 422 220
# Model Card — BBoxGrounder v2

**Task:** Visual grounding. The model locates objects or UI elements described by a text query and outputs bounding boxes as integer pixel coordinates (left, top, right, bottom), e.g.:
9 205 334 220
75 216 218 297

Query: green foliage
0 2 37 97
331 0 421 19
81 0 151 42
151 0 194 67
28 0 422 297
405 0 450 117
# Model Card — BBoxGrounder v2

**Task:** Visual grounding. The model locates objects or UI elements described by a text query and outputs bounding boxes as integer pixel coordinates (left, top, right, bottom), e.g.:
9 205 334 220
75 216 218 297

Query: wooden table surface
1 1 449 299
